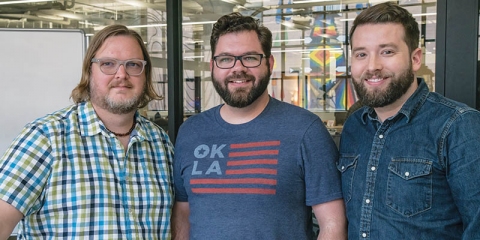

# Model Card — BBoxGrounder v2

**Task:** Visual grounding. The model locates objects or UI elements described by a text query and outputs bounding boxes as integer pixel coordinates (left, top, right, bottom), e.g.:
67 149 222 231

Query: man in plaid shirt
0 25 174 239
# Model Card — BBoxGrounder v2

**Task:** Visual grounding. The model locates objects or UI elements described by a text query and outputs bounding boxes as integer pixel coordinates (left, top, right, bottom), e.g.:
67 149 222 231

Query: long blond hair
70 24 161 108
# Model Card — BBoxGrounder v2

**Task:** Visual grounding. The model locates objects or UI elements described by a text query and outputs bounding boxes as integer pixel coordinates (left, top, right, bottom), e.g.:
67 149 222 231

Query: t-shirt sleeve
302 118 342 206
173 128 189 202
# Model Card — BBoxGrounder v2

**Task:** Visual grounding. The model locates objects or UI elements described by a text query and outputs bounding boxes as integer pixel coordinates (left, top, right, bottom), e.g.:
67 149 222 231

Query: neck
91 102 137 136
105 120 136 137
374 78 419 122
220 92 270 124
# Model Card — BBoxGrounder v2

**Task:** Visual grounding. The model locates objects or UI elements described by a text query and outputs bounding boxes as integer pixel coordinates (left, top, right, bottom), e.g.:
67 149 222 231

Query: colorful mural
308 13 357 110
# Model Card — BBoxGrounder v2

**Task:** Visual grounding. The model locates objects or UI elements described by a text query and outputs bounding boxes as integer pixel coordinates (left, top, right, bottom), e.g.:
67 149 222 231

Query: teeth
232 80 246 83
367 78 382 82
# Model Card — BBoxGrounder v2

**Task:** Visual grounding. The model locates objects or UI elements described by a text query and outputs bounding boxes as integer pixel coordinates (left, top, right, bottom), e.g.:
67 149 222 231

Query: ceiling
0 0 435 55
0 0 382 32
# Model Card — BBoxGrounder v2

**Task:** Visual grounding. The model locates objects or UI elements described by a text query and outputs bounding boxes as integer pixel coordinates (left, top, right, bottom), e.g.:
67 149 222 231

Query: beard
90 79 145 114
353 64 414 108
212 68 271 108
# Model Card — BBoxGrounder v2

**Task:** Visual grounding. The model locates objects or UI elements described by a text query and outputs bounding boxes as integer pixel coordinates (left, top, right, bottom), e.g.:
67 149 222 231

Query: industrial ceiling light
293 0 335 3
0 0 52 5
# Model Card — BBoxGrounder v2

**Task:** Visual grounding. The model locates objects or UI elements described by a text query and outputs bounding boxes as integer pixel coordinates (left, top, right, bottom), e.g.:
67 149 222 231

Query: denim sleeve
443 109 480 239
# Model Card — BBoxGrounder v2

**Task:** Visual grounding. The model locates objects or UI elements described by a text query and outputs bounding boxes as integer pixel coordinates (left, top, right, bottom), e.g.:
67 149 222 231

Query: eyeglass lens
94 58 146 76
215 54 263 69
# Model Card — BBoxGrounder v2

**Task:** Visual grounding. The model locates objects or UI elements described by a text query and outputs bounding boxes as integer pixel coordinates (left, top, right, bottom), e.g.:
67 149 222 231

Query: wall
0 29 85 156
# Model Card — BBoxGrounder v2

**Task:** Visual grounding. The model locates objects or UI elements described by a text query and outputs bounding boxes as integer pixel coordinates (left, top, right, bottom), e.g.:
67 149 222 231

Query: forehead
351 23 406 48
215 30 263 54
96 35 143 58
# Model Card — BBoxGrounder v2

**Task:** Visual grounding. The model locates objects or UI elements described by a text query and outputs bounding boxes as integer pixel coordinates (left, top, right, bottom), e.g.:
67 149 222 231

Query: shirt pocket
386 158 433 217
337 154 358 203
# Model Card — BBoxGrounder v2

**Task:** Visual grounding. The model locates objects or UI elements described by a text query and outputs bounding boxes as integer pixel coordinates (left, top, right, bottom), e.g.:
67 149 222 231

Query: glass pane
0 0 437 124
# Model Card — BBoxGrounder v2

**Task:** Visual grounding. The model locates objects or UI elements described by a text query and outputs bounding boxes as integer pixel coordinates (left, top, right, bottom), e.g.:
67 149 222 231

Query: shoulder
263 99 328 138
426 92 480 118
180 106 219 129
138 115 172 142
26 104 79 132
416 93 480 140
267 98 320 121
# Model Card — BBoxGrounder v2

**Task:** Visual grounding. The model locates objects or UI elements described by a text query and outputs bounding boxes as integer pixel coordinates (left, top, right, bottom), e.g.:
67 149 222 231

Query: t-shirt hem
306 192 343 206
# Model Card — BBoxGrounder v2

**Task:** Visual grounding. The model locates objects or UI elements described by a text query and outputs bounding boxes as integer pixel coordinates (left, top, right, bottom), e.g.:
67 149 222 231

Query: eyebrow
215 51 263 56
352 46 366 53
352 43 399 52
379 43 399 49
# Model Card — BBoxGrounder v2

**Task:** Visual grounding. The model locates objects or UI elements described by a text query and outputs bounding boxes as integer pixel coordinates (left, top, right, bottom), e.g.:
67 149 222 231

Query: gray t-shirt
174 97 342 240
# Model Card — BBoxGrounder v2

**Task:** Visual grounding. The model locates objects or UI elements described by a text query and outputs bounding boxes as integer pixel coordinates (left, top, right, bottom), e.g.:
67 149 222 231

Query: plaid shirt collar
77 101 157 142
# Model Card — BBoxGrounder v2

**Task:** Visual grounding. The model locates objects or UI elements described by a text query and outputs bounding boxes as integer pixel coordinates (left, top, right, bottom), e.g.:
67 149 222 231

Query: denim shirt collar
360 78 429 124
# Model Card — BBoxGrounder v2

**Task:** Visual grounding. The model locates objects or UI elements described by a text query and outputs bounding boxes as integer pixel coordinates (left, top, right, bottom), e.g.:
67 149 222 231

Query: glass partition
0 0 438 124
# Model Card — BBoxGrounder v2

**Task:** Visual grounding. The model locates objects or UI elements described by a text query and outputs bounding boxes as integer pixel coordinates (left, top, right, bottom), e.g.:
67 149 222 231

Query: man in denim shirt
339 2 480 239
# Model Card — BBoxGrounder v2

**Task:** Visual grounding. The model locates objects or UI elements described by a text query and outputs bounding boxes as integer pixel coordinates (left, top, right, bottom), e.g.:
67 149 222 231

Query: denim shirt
339 79 480 240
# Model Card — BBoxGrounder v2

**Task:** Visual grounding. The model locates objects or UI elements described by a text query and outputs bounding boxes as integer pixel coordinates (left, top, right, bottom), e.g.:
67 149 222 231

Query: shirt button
405 172 410 177
362 232 367 238
341 166 345 170
365 199 370 204
379 134 384 139
371 166 376 171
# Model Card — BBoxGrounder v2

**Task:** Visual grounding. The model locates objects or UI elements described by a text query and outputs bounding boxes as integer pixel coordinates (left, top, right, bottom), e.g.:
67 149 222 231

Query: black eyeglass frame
212 54 267 69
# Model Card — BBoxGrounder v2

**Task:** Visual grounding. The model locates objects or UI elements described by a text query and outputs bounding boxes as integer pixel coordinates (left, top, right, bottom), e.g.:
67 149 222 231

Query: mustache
225 72 255 82
361 70 393 79
109 79 133 88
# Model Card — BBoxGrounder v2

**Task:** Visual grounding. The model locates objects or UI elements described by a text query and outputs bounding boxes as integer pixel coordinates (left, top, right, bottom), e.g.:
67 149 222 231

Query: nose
231 58 247 71
115 64 128 77
367 55 382 72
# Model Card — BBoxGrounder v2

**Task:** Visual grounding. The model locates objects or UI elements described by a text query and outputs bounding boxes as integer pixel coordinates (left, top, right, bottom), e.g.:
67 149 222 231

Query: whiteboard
0 28 86 155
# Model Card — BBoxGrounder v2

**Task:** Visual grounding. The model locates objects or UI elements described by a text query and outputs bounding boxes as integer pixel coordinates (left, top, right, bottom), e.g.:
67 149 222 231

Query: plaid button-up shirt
0 101 174 239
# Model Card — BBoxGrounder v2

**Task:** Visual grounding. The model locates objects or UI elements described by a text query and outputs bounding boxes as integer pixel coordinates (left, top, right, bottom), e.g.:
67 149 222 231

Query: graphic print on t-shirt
190 140 280 195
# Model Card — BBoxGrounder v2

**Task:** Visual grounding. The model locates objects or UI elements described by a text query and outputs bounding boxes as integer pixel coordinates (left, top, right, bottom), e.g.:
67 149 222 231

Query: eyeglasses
212 54 266 69
91 58 147 76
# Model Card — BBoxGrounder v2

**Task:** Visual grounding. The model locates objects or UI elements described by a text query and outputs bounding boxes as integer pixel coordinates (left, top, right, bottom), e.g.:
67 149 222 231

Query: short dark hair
210 12 272 57
349 2 420 53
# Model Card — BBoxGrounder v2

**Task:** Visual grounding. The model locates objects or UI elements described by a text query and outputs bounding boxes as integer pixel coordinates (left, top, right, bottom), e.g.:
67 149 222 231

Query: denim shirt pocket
386 158 433 217
337 154 358 203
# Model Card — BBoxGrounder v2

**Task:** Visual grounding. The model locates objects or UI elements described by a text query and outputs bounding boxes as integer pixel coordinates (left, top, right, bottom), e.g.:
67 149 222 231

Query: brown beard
212 69 271 108
90 79 145 114
353 63 414 108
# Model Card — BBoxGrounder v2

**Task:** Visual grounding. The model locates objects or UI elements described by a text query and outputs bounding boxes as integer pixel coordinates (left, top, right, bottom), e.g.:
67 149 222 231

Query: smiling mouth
366 78 384 83
231 80 247 83
229 78 251 84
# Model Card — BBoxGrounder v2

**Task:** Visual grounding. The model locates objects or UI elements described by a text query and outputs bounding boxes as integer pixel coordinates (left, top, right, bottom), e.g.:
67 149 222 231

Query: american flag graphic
191 140 280 195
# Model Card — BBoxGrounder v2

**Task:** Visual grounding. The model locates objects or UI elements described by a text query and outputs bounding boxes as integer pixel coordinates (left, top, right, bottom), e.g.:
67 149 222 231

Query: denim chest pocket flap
337 155 358 203
386 158 433 217
388 158 432 180
337 155 358 173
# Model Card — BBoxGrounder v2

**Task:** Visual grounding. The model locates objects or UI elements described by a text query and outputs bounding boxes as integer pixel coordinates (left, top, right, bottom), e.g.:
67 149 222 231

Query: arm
444 111 480 238
312 199 347 240
0 199 23 239
171 201 190 240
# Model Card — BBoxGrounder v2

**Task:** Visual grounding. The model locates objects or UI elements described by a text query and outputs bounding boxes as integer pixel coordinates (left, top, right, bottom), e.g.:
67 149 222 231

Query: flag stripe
227 159 278 166
192 188 276 194
230 141 280 148
226 168 277 175
229 150 279 157
190 178 277 185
